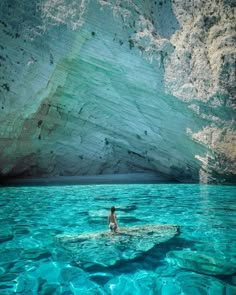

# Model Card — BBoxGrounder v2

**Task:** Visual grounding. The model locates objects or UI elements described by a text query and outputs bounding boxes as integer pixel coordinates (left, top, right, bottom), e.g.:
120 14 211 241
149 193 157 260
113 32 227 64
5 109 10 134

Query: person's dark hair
111 206 115 213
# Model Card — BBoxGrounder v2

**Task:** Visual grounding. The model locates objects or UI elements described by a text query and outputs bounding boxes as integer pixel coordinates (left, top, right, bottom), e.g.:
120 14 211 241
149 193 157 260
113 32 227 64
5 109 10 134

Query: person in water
108 206 119 232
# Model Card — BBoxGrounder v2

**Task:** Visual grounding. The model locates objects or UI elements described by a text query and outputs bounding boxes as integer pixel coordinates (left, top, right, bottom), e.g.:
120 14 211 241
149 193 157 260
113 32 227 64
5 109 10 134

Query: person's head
111 206 115 213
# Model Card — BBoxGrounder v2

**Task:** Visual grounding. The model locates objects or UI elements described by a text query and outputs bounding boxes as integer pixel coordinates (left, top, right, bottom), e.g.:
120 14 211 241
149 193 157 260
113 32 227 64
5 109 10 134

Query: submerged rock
0 231 14 244
56 224 179 268
174 271 228 295
88 209 140 224
21 248 52 261
166 250 236 276
104 270 157 295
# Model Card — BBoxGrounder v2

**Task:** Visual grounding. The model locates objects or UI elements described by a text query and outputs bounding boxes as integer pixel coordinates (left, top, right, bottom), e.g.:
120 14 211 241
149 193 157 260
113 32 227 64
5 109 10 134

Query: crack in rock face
0 0 235 184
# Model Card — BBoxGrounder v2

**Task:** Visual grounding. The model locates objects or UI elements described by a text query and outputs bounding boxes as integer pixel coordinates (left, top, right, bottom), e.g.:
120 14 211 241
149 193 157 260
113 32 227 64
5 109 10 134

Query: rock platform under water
56 224 180 268
166 250 236 276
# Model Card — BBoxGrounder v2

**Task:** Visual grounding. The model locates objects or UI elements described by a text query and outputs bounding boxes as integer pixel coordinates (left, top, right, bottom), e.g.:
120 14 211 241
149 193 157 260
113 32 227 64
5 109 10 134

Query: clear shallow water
0 184 235 294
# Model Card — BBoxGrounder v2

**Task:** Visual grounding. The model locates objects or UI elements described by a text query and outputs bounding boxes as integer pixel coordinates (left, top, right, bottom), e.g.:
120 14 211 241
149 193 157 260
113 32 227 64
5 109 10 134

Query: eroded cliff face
0 0 235 183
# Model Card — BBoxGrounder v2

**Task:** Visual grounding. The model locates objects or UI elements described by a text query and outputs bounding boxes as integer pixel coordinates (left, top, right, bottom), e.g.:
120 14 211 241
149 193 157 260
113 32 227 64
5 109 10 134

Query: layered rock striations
0 0 235 183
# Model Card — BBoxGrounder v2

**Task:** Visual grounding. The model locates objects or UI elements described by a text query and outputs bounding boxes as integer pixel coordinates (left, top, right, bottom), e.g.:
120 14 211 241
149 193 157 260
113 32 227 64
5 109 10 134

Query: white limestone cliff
0 0 235 183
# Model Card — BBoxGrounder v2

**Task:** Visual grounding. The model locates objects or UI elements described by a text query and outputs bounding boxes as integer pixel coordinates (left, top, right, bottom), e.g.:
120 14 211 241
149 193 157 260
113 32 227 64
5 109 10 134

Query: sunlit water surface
0 184 235 294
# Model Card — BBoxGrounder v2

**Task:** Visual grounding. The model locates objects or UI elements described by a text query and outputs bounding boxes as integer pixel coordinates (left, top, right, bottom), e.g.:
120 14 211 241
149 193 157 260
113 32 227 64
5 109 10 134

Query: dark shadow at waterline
0 173 180 186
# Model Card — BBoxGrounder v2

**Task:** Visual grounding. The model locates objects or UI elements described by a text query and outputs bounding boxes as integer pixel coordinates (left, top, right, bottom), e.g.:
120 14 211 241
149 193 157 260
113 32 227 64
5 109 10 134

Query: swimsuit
109 222 117 230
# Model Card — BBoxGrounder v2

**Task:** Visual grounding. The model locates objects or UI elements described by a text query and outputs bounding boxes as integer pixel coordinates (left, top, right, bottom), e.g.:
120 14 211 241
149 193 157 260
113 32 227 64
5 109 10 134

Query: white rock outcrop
0 0 235 183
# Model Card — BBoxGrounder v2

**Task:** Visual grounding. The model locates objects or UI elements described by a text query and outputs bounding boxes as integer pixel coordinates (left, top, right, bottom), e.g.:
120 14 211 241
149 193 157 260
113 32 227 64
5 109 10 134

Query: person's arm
107 215 110 226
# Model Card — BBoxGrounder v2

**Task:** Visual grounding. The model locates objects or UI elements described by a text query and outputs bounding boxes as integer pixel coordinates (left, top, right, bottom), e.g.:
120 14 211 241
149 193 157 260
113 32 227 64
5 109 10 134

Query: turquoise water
0 184 236 294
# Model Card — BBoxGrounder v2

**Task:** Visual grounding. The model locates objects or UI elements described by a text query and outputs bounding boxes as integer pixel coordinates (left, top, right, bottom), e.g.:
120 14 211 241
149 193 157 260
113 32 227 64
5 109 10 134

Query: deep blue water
0 184 235 294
